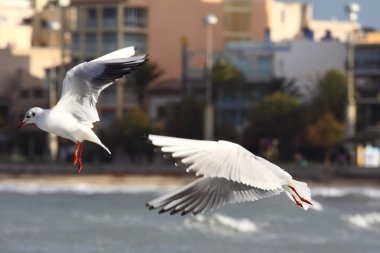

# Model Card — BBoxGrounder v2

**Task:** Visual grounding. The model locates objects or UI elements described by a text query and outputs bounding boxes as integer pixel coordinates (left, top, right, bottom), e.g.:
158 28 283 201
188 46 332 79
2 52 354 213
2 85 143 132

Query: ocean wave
184 213 258 235
309 199 324 212
0 182 172 195
311 186 380 199
343 212 380 230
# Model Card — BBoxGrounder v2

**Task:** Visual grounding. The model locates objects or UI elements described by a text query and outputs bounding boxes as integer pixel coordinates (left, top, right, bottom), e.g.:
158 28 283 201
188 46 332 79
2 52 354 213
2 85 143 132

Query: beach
0 173 379 188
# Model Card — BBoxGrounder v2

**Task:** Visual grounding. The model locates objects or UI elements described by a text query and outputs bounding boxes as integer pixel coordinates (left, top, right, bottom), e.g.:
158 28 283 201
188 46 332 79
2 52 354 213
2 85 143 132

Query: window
225 0 251 8
71 32 80 53
225 12 250 33
124 33 147 52
124 8 147 28
85 33 97 54
86 8 97 28
103 32 117 53
356 47 380 71
257 56 272 77
34 89 43 99
103 7 117 28
20 90 29 99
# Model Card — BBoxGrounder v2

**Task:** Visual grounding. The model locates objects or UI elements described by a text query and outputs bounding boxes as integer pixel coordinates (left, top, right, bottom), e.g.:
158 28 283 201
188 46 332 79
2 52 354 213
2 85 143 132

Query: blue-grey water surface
0 183 380 253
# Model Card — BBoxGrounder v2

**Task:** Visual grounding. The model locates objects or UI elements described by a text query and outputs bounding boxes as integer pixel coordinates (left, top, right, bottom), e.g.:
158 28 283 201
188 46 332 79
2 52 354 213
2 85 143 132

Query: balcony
124 8 147 28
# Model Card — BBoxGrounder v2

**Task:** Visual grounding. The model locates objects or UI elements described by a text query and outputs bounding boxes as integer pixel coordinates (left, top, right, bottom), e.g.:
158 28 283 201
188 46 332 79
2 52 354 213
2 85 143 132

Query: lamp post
203 14 218 140
48 0 71 162
344 3 360 138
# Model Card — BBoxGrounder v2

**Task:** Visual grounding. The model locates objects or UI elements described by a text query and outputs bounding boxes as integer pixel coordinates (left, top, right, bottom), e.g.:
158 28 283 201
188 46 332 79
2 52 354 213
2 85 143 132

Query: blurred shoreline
0 173 379 187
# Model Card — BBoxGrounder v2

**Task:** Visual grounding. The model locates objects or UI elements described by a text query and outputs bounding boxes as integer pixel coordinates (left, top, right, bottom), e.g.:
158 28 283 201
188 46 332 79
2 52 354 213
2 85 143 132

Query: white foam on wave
184 213 258 236
0 182 172 195
343 212 380 230
311 186 380 199
309 199 324 212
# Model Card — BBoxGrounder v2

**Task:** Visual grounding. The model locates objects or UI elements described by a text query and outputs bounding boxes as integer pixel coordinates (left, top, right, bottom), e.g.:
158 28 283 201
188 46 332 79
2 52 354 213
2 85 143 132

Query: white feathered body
146 135 313 215
34 108 110 153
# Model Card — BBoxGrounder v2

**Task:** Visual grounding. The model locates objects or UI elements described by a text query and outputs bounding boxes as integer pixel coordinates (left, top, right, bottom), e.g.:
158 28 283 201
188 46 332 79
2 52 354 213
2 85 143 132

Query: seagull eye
32 112 35 117
26 115 30 119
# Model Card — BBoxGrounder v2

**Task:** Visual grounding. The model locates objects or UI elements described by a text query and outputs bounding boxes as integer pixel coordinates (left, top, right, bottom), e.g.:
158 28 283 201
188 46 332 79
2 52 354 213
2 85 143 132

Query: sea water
0 182 379 253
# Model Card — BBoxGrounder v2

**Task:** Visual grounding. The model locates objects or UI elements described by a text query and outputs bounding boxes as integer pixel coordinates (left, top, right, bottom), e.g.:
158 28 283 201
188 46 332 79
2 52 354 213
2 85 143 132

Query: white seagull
18 47 147 172
146 135 313 216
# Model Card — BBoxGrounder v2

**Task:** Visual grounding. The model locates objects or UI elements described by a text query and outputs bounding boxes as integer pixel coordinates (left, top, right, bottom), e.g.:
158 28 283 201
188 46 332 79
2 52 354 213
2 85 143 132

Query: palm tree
128 62 163 108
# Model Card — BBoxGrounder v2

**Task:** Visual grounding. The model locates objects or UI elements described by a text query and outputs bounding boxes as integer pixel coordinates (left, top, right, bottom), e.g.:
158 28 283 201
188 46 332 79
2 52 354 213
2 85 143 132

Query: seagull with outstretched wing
146 135 313 216
18 47 147 172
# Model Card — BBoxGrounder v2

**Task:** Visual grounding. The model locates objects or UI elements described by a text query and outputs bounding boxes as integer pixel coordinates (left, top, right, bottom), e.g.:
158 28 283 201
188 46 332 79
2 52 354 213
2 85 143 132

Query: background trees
129 62 163 108
164 97 203 139
244 92 303 160
102 109 156 162
244 69 347 162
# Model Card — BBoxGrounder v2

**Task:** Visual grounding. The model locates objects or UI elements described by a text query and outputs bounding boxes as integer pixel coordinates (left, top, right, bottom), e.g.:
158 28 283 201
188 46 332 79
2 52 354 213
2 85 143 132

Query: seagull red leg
77 143 83 173
291 194 304 208
288 185 313 206
73 143 80 165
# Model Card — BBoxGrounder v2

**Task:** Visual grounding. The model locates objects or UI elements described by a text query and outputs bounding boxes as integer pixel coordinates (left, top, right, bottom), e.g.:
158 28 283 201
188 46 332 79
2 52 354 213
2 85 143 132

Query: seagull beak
18 121 26 129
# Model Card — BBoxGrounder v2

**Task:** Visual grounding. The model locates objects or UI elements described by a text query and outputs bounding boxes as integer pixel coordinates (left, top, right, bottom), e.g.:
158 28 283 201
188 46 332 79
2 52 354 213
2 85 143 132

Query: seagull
18 47 147 172
146 135 313 216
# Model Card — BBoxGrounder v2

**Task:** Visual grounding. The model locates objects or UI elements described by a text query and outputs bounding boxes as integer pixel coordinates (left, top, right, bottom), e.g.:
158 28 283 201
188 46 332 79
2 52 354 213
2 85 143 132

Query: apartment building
69 0 359 83
355 31 380 127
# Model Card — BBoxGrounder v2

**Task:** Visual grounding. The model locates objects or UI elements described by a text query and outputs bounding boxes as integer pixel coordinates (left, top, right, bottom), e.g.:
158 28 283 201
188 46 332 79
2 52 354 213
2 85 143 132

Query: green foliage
128 62 163 107
164 97 203 139
307 112 344 149
212 60 244 85
267 78 301 97
215 118 238 142
104 109 156 155
310 69 347 121
245 92 302 156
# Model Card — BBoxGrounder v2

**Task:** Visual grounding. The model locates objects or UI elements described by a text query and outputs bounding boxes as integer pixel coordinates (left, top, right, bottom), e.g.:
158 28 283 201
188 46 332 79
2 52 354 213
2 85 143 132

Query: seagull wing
149 135 283 191
147 177 282 216
54 47 147 127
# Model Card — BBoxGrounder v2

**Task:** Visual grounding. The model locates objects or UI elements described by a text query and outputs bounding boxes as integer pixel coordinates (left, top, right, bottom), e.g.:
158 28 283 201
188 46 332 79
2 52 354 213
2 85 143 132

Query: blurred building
0 0 63 157
273 39 346 96
70 0 224 80
0 0 33 49
69 0 358 79
204 39 345 128
224 0 359 42
30 0 63 48
354 31 380 128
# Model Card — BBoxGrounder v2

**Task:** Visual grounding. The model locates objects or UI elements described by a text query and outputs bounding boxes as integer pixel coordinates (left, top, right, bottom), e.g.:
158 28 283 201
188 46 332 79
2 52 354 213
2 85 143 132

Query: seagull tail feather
99 143 111 154
98 142 111 154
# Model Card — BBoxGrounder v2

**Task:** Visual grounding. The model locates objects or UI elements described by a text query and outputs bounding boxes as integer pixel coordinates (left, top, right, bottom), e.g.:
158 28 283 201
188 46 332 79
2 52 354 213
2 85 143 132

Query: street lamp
203 14 218 140
48 0 71 162
344 3 360 138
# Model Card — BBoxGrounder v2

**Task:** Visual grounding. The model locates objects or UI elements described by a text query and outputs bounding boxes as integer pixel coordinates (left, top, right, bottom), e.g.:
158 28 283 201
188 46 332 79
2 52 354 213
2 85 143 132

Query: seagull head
18 107 43 128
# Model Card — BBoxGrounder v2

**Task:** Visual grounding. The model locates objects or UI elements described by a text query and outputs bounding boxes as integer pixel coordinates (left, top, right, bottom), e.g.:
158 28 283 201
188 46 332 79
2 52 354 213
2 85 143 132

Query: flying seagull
18 47 147 172
146 135 313 216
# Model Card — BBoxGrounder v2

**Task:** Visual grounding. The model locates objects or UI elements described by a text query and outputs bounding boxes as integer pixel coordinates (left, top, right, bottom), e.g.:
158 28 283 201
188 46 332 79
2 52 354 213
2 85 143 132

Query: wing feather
146 177 282 216
54 47 147 127
149 135 283 190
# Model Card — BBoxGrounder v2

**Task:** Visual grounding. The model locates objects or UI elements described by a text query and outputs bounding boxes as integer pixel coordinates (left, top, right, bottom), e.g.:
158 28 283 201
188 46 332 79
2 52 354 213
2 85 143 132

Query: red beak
18 121 26 129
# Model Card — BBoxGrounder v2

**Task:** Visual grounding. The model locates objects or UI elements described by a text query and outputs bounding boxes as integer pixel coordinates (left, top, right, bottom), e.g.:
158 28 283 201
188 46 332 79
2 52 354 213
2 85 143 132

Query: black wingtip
145 203 155 210
181 210 191 216
170 208 182 216
158 208 169 214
